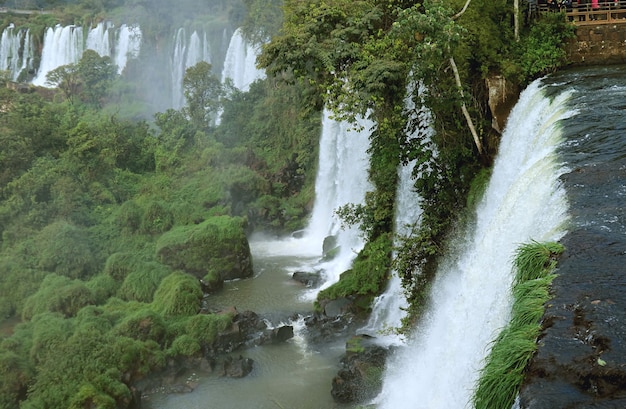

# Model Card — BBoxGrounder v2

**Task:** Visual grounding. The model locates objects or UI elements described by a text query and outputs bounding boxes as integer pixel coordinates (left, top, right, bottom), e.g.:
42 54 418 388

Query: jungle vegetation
0 0 575 407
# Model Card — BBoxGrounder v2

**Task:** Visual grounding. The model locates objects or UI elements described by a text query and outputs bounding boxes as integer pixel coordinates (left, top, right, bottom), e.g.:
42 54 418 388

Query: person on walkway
591 0 600 19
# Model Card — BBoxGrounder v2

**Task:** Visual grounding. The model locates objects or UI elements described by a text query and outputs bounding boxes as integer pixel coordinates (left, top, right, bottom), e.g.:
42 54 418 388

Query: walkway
540 1 626 25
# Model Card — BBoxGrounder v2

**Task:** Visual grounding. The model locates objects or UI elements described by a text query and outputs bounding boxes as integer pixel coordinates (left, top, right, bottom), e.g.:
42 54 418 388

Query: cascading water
0 24 34 81
301 109 373 291
32 25 84 86
113 24 142 74
32 22 142 87
220 27 265 92
170 28 213 108
86 22 111 60
376 78 572 408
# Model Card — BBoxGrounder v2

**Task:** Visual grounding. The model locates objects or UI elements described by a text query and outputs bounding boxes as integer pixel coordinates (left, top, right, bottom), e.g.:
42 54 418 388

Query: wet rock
322 235 339 260
331 335 390 404
304 312 364 344
292 270 321 287
322 297 352 318
209 309 268 355
259 325 294 344
221 355 254 378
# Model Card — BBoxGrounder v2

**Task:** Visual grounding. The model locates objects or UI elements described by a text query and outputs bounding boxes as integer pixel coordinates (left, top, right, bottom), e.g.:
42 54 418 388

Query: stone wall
567 23 626 65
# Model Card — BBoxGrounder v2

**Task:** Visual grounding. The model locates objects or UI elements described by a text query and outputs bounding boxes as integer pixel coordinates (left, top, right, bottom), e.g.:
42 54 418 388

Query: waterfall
220 27 265 92
303 109 373 291
170 28 213 109
376 79 572 408
32 25 84 86
113 24 142 74
86 22 111 59
360 90 431 345
215 27 265 124
0 24 34 81
32 23 142 87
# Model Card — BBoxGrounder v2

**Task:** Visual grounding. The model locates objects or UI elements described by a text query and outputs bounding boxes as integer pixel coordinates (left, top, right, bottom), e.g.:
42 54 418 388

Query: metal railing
539 0 626 25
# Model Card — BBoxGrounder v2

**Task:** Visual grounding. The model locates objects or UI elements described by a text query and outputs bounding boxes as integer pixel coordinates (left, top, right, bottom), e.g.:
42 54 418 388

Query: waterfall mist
376 79 572 408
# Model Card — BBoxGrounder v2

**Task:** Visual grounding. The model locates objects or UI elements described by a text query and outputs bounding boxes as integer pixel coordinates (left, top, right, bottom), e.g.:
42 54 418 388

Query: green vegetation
317 233 393 314
0 3 321 406
0 0 578 406
472 241 564 409
260 0 573 323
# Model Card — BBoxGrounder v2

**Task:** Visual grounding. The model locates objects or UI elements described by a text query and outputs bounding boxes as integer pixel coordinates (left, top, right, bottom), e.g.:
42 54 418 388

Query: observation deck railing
539 1 626 25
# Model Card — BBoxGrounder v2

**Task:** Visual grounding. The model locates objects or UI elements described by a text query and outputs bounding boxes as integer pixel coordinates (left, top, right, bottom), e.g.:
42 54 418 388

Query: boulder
331 335 390 404
292 270 321 287
259 325 294 344
221 355 254 378
155 216 253 282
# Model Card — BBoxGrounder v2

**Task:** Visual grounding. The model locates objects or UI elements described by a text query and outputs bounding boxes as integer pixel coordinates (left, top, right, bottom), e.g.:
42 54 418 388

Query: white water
220 27 265 92
171 28 213 108
32 22 142 87
0 24 34 81
32 25 83 86
376 79 572 408
248 109 373 297
302 109 373 292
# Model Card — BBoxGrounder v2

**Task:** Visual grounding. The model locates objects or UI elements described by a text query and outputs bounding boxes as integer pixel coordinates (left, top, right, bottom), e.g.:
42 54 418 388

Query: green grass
472 241 564 409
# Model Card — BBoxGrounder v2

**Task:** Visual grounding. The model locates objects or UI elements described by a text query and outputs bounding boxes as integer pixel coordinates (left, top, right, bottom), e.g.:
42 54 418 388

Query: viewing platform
539 1 626 25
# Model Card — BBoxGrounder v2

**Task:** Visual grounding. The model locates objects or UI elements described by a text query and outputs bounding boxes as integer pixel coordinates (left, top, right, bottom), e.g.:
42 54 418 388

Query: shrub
117 262 170 303
104 252 137 281
86 274 120 305
184 313 233 346
35 221 96 279
169 334 201 357
140 201 174 234
114 200 143 233
22 275 95 320
151 272 202 317
113 308 167 344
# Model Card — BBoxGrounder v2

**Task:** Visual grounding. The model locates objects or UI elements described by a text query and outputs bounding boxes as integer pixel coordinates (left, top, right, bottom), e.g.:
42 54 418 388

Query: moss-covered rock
155 216 253 281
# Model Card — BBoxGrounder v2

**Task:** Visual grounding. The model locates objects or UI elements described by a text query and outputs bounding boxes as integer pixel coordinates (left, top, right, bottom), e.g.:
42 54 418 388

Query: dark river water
521 66 626 408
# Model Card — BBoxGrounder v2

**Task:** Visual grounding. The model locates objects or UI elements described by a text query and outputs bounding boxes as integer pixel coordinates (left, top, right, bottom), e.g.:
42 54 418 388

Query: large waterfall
31 22 142 87
376 79 571 408
0 24 34 81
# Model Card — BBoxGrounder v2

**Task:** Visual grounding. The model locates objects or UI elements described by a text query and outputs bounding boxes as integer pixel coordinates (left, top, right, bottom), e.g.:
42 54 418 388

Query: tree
46 64 80 104
182 61 223 127
45 50 118 107
77 50 118 107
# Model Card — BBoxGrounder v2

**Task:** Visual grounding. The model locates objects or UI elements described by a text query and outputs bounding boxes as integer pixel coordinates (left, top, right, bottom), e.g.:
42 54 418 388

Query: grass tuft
473 240 564 409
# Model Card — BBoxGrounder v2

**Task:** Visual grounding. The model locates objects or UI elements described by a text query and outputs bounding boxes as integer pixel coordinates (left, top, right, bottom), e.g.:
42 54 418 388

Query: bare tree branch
449 56 483 154
452 0 472 20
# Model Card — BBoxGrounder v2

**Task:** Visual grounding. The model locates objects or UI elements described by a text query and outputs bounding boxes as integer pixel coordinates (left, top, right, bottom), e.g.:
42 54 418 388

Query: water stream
376 78 572 408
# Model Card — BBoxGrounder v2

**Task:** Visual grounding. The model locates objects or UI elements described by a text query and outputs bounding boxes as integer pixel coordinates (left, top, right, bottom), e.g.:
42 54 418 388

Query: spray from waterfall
376 79 572 408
